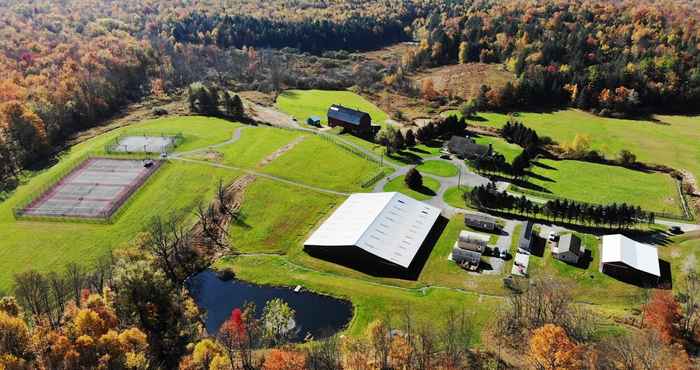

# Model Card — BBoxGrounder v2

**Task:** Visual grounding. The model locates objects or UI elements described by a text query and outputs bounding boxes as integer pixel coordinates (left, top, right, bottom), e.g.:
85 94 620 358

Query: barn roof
601 234 660 277
447 136 491 157
464 213 497 224
304 192 441 268
327 105 370 126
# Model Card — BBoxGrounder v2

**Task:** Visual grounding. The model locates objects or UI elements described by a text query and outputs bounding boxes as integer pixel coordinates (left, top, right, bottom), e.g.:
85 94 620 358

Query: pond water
187 269 353 342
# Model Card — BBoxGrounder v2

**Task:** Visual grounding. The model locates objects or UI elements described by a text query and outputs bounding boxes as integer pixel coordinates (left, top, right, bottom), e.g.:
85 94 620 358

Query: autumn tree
643 290 681 343
0 310 33 367
596 329 690 370
263 349 306 370
0 101 48 166
528 324 583 370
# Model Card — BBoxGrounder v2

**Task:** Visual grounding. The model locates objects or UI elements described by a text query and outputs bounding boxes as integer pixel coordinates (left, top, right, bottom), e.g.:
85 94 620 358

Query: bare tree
145 215 193 284
678 270 700 339
65 262 87 305
13 270 56 326
47 272 69 316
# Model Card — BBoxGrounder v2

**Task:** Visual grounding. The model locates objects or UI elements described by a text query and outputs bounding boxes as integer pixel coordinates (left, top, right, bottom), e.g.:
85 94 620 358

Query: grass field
415 160 458 177
217 127 307 168
276 89 389 127
473 136 522 162
443 186 472 209
0 116 242 291
231 178 342 254
261 136 385 193
383 175 440 201
520 159 681 214
471 109 700 182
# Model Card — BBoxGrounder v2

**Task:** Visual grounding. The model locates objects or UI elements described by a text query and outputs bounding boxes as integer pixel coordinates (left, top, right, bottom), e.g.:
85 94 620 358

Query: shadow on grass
389 151 423 165
511 178 553 194
531 161 557 171
524 170 555 183
304 216 449 280
413 184 437 197
408 147 430 155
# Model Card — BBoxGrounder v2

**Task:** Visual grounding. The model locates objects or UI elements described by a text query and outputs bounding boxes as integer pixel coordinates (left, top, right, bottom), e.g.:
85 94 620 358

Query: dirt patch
360 42 419 67
246 101 299 128
258 136 307 167
239 90 276 106
414 63 515 101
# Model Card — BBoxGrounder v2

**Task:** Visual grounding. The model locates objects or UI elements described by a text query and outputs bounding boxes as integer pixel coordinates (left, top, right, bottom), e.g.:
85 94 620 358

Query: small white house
552 234 584 264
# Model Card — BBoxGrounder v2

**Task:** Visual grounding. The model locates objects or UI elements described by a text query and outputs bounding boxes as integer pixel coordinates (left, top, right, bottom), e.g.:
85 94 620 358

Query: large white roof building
600 234 660 277
304 192 442 268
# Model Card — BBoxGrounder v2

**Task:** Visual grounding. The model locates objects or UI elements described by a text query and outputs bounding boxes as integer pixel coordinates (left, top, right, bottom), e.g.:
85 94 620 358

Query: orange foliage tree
528 324 583 370
642 290 681 343
262 349 306 370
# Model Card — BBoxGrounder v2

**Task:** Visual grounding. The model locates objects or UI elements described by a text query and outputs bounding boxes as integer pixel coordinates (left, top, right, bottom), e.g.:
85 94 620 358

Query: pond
187 269 353 342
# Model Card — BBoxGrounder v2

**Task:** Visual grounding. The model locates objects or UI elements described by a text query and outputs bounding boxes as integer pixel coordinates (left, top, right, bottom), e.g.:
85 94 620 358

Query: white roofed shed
304 192 442 268
600 234 660 277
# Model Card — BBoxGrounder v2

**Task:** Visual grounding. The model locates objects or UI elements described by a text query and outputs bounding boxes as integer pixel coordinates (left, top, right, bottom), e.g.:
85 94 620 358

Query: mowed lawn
383 175 440 201
230 178 342 254
215 127 307 168
121 116 240 153
473 135 522 162
0 117 242 291
523 159 681 215
261 136 385 193
443 186 472 209
475 109 700 181
276 89 389 127
416 160 458 177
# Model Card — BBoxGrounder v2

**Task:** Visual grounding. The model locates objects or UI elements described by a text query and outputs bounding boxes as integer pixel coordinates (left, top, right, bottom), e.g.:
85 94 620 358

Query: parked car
500 250 508 259
548 231 559 241
669 226 683 235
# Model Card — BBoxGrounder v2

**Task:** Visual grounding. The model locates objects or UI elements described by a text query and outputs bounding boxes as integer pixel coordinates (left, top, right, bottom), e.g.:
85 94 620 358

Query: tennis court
20 158 161 219
111 135 176 153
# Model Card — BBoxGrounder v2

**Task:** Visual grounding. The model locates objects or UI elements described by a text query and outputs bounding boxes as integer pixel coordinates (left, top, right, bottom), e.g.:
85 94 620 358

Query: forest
3 0 700 190
405 0 700 114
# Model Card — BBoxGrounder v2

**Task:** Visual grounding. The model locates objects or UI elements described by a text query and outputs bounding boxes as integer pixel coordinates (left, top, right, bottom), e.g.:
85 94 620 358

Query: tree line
469 182 655 228
163 12 410 54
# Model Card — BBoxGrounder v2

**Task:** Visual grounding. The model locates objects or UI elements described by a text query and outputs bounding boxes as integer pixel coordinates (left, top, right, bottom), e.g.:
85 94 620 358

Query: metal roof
327 105 369 126
304 192 441 268
601 234 660 277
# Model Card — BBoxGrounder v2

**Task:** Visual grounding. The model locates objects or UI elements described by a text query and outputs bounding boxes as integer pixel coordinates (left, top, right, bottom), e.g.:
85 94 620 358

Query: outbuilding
464 213 499 231
600 234 660 284
451 246 482 270
307 116 322 126
518 221 534 254
552 234 584 264
304 192 442 270
457 230 490 253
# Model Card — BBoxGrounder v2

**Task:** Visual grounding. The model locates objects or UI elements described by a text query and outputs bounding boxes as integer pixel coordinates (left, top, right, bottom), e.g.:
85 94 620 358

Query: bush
152 107 168 116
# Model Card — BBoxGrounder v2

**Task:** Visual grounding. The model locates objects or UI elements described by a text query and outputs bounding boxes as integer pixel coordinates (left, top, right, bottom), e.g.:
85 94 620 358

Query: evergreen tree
405 167 423 190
